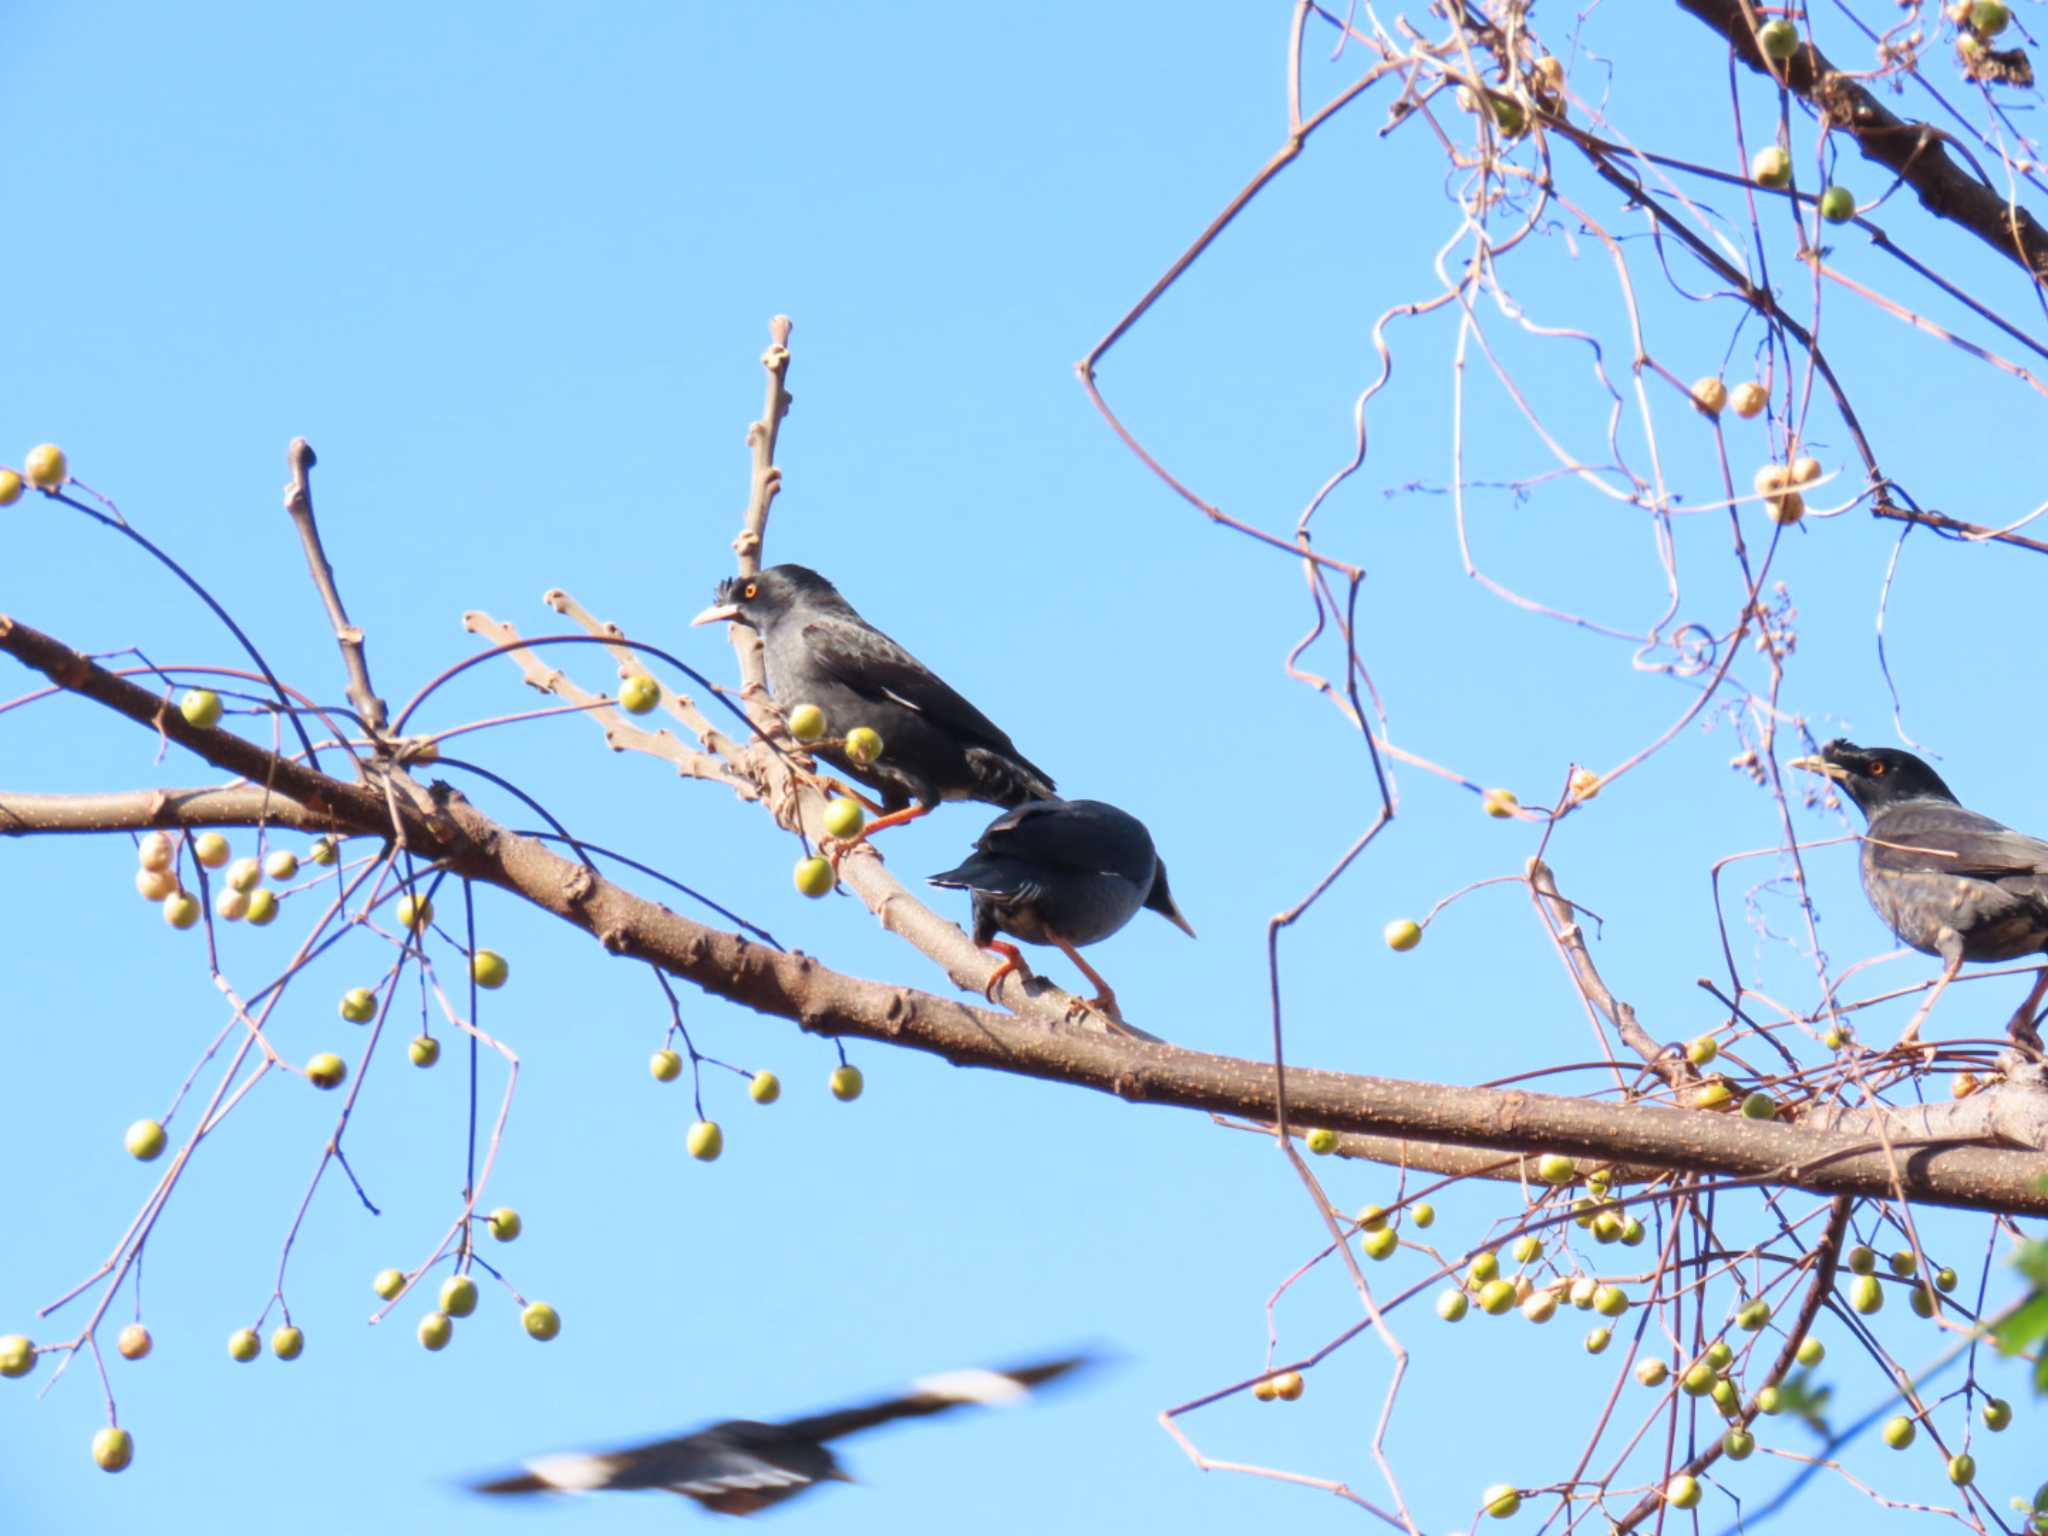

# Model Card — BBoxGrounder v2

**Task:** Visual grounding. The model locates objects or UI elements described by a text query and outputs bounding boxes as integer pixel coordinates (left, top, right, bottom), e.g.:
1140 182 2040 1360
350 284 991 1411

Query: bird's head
691 565 849 631
1788 739 1957 818
1144 859 1197 939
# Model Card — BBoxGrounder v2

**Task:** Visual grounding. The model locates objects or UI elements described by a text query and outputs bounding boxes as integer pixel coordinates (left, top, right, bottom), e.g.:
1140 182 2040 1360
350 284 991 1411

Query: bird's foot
858 801 934 839
1064 989 1123 1027
2007 1013 2046 1059
818 777 888 815
981 941 1030 1005
818 835 877 875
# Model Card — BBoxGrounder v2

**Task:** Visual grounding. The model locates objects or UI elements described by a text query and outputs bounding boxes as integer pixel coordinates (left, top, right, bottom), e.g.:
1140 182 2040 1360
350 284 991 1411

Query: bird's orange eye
743 582 758 599
1869 761 1886 776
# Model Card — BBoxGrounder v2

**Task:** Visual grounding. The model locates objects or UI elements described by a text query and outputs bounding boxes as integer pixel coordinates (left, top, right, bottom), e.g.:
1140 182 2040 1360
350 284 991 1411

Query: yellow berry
1482 787 1518 818
339 988 376 1024
227 1328 260 1362
649 1048 682 1082
794 856 834 897
24 444 67 490
1362 1226 1398 1261
0 1335 37 1378
1691 377 1729 414
162 892 201 929
180 689 224 729
306 1052 347 1090
829 1064 864 1102
1665 1474 1701 1510
522 1302 560 1341
1383 918 1422 951
749 1070 781 1104
124 1119 167 1161
787 703 827 742
471 949 510 989
1731 381 1768 418
396 893 433 931
116 1324 151 1361
373 1268 405 1301
822 798 865 839
92 1426 134 1473
193 831 230 868
271 1326 304 1361
1305 1128 1338 1155
265 850 299 880
844 726 884 765
410 1035 440 1068
417 1312 452 1351
618 674 660 714
1481 1484 1521 1519
687 1120 724 1161
487 1207 522 1241
1437 1289 1469 1322
0 469 20 505
1272 1370 1304 1401
439 1275 478 1318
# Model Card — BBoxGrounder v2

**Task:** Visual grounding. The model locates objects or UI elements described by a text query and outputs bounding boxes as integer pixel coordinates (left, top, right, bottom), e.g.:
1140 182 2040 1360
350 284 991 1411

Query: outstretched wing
777 1355 1094 1445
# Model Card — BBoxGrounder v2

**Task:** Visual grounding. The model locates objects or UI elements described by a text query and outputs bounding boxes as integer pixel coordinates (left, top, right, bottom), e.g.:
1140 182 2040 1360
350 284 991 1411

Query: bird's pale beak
1165 905 1197 940
1787 754 1849 781
690 602 741 627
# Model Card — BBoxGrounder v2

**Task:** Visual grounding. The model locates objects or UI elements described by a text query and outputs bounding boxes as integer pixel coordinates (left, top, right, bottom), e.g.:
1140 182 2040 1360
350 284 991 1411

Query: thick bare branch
283 438 388 732
4 612 2046 1215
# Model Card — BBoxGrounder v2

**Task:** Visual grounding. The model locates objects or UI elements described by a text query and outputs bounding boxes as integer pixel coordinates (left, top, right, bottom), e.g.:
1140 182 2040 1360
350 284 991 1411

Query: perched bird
470 1354 1090 1517
692 565 1055 834
1792 739 2048 1051
929 798 1195 1018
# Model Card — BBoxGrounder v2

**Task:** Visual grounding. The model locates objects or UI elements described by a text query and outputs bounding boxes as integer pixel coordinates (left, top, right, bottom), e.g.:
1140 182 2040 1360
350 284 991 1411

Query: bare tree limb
282 439 389 732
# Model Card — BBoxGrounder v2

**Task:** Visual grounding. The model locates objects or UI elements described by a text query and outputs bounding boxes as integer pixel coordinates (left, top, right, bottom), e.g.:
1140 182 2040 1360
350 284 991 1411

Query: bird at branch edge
469 1353 1093 1516
929 797 1195 1022
1791 739 2048 1053
692 564 1055 836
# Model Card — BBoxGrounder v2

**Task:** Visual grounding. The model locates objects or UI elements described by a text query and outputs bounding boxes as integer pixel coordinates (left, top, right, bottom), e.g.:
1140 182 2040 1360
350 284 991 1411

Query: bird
692 565 1055 835
1791 739 2048 1052
469 1353 1091 1517
929 798 1195 1019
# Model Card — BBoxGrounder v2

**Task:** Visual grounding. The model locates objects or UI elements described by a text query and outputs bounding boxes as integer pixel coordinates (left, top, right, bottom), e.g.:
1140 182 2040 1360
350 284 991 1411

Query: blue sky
1 4 2041 1532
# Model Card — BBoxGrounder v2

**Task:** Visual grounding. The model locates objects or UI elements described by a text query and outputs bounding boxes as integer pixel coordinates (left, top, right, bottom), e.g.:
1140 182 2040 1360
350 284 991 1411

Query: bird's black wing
776 1355 1093 1445
975 800 1151 881
1869 803 2048 879
472 1420 828 1504
801 618 1055 784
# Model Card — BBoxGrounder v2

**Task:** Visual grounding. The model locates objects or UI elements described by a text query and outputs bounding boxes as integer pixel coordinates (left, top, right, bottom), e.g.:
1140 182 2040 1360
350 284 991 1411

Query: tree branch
3 612 2046 1216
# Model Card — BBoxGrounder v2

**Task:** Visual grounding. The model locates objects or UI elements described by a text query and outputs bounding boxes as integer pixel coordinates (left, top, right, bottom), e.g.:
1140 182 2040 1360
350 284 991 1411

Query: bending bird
1791 739 2048 1051
693 565 1054 834
471 1353 1091 1517
929 798 1195 1019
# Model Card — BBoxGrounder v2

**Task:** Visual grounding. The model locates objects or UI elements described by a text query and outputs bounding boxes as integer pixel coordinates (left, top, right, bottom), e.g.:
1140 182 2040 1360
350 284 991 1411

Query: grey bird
469 1355 1090 1517
929 798 1195 1018
692 565 1054 835
1792 739 2048 1051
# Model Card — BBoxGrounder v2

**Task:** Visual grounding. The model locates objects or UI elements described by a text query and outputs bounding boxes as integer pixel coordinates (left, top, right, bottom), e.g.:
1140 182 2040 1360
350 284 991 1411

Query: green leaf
1996 1292 2048 1358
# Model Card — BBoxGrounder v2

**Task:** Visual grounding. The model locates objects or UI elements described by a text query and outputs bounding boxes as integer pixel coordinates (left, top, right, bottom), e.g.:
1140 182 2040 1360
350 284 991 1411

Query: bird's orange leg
858 800 935 837
1894 950 1964 1051
981 941 1029 1003
2005 966 2048 1053
1050 936 1121 1022
818 777 888 814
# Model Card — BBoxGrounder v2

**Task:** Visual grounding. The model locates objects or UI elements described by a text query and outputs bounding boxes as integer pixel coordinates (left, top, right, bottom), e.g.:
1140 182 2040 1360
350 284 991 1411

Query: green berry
1383 919 1422 952
410 1036 440 1068
1756 1385 1782 1414
125 1119 167 1161
749 1070 781 1104
649 1048 682 1082
439 1275 478 1319
180 689 224 729
1594 1285 1630 1318
1686 1035 1718 1066
487 1208 522 1241
1881 1413 1915 1449
471 949 510 989
23 444 67 489
0 1335 36 1379
687 1120 724 1161
1818 185 1855 223
1468 1252 1500 1285
396 893 433 931
1888 1249 1918 1277
1711 1376 1740 1412
1481 1484 1521 1519
339 987 377 1024
309 836 339 866
1682 1362 1716 1397
1511 1235 1542 1264
227 1328 260 1362
1974 2 2012 38
162 892 201 929
1740 1092 1776 1120
417 1312 452 1351
1362 1226 1398 1261
246 888 280 926
829 1065 864 1102
1795 1336 1824 1366
1724 1428 1755 1460
1355 1204 1388 1232
821 798 865 839
1737 1299 1771 1330
1478 1279 1517 1315
373 1268 405 1301
1847 1244 1877 1274
1934 1266 1958 1293
1584 1326 1611 1354
787 703 826 742
618 674 660 714
1983 1396 2011 1430
1591 1210 1623 1244
225 857 261 893
1849 1273 1883 1313
1910 1284 1936 1318
1949 1453 1975 1486
1705 1340 1733 1371
92 1426 134 1472
1437 1289 1469 1322
1752 146 1793 189
1666 1474 1702 1510
522 1302 560 1341
1619 1217 1645 1246
1536 1154 1576 1185
1410 1202 1435 1228
793 856 834 898
1694 1081 1733 1109
1758 18 1800 59
271 1326 304 1361
843 726 884 765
